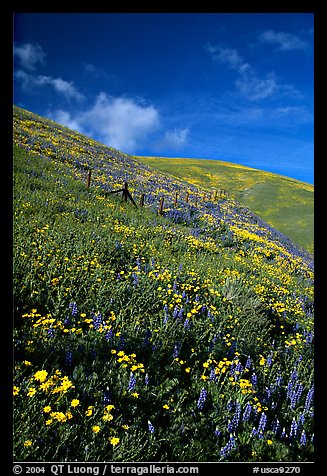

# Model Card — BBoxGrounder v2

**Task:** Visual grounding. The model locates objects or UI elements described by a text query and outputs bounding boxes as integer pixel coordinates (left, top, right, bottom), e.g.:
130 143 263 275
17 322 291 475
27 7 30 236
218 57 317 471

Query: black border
3 0 322 472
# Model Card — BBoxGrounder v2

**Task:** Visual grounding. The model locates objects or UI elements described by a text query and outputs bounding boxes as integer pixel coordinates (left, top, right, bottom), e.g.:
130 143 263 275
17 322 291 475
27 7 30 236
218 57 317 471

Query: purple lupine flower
184 318 190 329
132 273 138 286
251 373 257 387
275 372 283 387
47 326 55 338
148 420 155 433
209 368 216 381
65 350 72 367
298 413 305 428
290 383 303 409
145 373 149 386
245 356 252 370
272 418 280 436
220 434 236 459
197 388 207 410
92 311 103 330
163 304 169 324
300 430 307 446
290 418 298 438
242 402 252 422
69 302 78 317
304 384 314 413
105 328 113 341
258 412 267 436
173 342 180 358
128 373 137 391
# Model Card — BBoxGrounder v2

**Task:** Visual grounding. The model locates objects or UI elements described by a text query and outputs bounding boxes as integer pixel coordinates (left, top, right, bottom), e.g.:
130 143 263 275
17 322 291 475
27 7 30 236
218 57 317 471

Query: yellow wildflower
109 437 120 446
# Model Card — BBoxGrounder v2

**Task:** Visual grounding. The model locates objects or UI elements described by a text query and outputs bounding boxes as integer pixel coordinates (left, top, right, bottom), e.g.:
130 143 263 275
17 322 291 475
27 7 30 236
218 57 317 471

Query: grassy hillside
135 157 314 254
13 106 314 462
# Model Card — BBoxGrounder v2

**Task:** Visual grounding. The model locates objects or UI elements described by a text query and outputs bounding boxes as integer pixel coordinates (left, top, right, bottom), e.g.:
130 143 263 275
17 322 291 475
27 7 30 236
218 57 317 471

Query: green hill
13 106 314 462
136 156 314 254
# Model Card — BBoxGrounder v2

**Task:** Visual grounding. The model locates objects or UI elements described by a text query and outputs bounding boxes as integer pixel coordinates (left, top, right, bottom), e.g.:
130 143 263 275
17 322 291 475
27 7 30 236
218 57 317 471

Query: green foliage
13 110 314 463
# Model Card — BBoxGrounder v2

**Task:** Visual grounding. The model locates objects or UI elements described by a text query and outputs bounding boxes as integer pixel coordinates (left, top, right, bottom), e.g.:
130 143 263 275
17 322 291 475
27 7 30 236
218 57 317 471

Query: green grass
135 157 314 254
13 107 314 462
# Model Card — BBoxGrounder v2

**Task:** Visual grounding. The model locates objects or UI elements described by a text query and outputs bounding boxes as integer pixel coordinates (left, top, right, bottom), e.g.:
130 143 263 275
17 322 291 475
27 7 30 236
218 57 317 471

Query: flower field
13 106 314 462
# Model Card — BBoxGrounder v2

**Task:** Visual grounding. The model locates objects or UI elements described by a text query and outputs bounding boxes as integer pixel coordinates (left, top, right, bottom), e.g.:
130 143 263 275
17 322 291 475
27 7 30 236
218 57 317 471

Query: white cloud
236 71 278 101
50 93 160 152
14 42 46 71
205 44 250 74
154 128 189 152
81 93 160 151
206 43 301 101
15 70 84 101
48 109 84 132
259 30 309 52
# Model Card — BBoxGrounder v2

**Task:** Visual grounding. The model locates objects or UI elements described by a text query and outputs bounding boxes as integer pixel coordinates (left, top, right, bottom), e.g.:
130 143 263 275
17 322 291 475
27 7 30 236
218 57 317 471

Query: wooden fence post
203 193 206 202
86 170 92 189
195 194 198 207
122 182 128 202
158 197 164 215
185 192 189 203
140 193 145 207
174 192 178 207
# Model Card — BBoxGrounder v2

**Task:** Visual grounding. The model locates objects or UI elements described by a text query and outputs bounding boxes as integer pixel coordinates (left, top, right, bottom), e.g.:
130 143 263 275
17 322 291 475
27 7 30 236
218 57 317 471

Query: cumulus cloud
50 93 161 152
259 30 309 52
14 42 46 71
81 93 160 151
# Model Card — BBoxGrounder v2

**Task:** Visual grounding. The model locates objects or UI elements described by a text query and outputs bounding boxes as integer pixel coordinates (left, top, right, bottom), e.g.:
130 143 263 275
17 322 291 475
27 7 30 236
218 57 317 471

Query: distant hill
136 156 314 254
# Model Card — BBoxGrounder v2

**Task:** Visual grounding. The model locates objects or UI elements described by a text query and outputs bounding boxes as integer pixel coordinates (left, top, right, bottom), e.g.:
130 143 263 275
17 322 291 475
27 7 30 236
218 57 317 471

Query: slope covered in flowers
13 106 314 462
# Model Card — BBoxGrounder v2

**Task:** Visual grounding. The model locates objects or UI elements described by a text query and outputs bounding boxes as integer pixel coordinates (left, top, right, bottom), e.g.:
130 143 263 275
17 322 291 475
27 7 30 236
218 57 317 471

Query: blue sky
13 13 314 184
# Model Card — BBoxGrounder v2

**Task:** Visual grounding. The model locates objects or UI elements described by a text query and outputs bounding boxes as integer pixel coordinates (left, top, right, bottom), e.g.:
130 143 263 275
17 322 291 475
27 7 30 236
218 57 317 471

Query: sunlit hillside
13 106 314 462
136 157 314 254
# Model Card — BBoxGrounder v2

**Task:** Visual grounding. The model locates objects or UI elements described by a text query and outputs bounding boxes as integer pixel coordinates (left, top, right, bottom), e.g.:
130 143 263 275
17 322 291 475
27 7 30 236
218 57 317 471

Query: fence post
158 197 164 215
185 192 189 203
123 182 128 202
195 194 198 207
214 190 217 201
203 193 206 202
86 170 92 189
174 192 178 207
140 193 145 207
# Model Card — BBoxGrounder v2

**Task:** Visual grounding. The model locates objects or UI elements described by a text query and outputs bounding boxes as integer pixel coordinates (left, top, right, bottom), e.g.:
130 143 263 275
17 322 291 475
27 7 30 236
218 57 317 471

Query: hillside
135 157 314 254
13 106 314 462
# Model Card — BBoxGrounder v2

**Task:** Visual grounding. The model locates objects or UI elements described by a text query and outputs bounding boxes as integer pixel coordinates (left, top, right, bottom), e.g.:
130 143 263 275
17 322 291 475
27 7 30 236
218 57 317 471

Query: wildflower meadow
13 106 314 462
